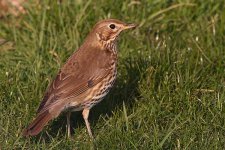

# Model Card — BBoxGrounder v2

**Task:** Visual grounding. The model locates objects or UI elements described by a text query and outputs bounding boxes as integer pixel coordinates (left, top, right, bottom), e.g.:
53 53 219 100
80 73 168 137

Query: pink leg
67 111 71 138
82 109 93 138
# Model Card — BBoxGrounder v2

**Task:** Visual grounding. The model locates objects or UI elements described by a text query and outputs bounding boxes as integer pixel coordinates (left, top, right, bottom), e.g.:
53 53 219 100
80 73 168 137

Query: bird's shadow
31 55 148 142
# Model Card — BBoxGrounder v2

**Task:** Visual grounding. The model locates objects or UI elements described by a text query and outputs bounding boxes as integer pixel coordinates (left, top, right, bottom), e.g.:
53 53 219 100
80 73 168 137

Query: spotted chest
66 40 118 111
80 65 117 109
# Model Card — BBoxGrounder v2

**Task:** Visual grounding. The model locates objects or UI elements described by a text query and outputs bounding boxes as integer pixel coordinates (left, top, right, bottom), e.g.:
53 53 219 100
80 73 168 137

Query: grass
0 0 225 149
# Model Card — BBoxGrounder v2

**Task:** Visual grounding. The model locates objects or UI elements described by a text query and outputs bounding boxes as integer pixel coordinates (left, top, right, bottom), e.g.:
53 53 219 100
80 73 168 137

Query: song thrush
22 19 136 138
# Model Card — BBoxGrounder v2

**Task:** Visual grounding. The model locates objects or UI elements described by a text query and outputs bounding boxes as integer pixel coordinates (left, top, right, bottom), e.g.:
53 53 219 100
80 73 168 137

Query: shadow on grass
29 55 149 142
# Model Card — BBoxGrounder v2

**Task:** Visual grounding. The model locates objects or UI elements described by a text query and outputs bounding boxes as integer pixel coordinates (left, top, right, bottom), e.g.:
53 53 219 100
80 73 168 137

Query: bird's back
37 42 117 114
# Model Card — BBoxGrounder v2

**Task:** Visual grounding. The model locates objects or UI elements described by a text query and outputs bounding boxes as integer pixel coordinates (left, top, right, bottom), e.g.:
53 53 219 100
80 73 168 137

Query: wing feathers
37 47 113 114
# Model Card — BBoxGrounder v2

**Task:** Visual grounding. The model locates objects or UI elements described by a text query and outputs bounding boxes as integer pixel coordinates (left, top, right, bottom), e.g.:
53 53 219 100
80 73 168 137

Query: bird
22 19 136 138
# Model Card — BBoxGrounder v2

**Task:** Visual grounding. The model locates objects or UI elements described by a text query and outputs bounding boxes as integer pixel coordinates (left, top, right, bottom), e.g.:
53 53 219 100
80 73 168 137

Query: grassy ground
0 0 225 149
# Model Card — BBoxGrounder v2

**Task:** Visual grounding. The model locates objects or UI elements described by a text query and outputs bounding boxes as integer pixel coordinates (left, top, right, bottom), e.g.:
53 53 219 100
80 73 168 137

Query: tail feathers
22 110 53 136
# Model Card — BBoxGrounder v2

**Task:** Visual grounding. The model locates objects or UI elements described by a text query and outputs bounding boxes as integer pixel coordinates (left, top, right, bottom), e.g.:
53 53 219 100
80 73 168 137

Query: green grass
1 0 225 149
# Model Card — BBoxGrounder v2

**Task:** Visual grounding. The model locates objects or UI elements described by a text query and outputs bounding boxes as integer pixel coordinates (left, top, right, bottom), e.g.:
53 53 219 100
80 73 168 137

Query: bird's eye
109 24 116 29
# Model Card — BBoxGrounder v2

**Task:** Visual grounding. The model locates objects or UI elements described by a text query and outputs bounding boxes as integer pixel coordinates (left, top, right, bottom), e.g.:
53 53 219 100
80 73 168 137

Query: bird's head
92 19 136 43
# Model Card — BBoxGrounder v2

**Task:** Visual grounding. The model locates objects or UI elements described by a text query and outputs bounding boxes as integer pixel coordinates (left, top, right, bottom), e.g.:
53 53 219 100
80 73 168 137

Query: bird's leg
67 111 71 138
82 108 93 139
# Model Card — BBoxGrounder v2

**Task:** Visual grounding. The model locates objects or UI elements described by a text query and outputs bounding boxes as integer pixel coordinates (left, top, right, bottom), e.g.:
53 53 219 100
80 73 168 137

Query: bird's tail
22 110 53 136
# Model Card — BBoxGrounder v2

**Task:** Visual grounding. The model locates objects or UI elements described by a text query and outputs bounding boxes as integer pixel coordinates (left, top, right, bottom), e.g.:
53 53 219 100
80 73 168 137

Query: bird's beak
122 23 137 30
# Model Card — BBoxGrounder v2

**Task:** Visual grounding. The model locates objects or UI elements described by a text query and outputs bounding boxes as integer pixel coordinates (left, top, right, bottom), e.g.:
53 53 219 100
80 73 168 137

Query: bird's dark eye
109 24 116 29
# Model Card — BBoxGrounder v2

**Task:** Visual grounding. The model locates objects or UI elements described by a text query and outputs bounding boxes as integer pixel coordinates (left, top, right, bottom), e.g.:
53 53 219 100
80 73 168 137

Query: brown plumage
22 19 136 138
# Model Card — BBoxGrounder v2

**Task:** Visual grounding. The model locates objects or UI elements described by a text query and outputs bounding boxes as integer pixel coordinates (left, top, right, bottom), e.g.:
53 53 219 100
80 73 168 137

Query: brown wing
37 46 113 113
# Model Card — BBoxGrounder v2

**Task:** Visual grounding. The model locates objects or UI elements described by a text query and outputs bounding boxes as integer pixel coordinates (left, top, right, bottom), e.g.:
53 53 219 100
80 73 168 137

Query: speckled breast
80 65 117 109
